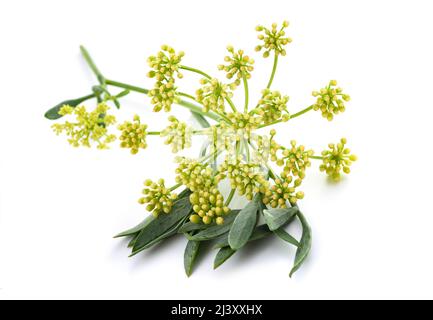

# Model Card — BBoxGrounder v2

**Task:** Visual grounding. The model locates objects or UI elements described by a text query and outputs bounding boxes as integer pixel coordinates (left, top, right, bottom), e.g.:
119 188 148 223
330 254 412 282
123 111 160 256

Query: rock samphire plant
45 21 357 276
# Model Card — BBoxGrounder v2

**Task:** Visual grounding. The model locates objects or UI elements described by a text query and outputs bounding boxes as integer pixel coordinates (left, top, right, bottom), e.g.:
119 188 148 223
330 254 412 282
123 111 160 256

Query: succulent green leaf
113 98 121 109
114 215 154 238
44 93 95 120
178 221 209 234
127 233 140 248
115 89 130 98
214 224 271 249
184 240 201 277
188 210 240 241
177 188 192 199
274 228 300 247
131 194 192 254
290 209 312 277
214 247 236 269
130 214 189 256
263 207 299 231
228 194 261 250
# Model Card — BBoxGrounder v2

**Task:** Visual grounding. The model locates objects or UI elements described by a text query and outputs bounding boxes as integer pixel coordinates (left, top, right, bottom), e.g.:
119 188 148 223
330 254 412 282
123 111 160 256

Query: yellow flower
312 80 350 121
219 157 269 200
255 21 292 57
147 45 184 112
189 187 230 225
118 115 148 154
175 157 218 191
320 138 357 180
263 171 304 208
224 112 262 139
52 103 116 149
218 46 254 87
279 140 314 179
254 89 290 124
196 78 234 113
138 179 178 217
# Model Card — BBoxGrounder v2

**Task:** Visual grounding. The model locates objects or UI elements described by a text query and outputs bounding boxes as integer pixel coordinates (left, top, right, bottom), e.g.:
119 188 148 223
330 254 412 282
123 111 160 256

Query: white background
1 0 433 300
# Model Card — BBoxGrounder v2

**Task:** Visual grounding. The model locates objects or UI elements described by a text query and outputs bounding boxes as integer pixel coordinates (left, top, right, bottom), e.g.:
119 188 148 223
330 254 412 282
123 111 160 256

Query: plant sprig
45 21 357 277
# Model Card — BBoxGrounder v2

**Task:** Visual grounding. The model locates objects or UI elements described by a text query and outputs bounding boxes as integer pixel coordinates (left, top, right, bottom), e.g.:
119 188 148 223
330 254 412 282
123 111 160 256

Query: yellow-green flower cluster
196 78 235 113
312 80 351 121
254 89 290 124
255 21 292 57
274 140 313 179
175 157 219 191
138 179 178 217
160 116 192 153
219 157 269 201
52 104 116 149
147 45 185 112
320 138 357 180
263 172 304 208
189 188 230 225
218 46 254 87
175 157 229 225
118 115 148 154
224 112 262 139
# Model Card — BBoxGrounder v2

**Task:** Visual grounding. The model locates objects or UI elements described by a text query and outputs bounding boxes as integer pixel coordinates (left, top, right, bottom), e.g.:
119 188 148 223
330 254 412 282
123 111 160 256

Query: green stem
257 105 315 129
236 140 241 156
257 119 282 129
80 45 106 85
169 183 182 192
178 92 197 101
147 131 161 136
200 149 221 163
178 100 222 122
242 73 249 113
178 92 232 124
310 155 323 160
180 65 212 79
105 79 221 121
80 47 221 123
181 64 237 112
225 189 236 206
227 97 237 112
106 79 148 94
290 105 314 119
244 139 250 162
266 54 278 89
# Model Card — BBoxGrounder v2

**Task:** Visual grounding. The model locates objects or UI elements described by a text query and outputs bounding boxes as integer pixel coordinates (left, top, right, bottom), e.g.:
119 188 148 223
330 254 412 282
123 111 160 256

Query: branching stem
266 53 279 89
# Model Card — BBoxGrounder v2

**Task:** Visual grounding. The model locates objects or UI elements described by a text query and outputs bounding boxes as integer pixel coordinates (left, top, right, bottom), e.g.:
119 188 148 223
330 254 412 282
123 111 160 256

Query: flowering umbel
196 78 234 113
147 45 184 112
46 20 357 277
218 46 254 87
312 80 351 121
118 115 148 154
320 138 357 180
255 21 292 57
139 179 178 217
255 89 290 124
52 103 116 149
